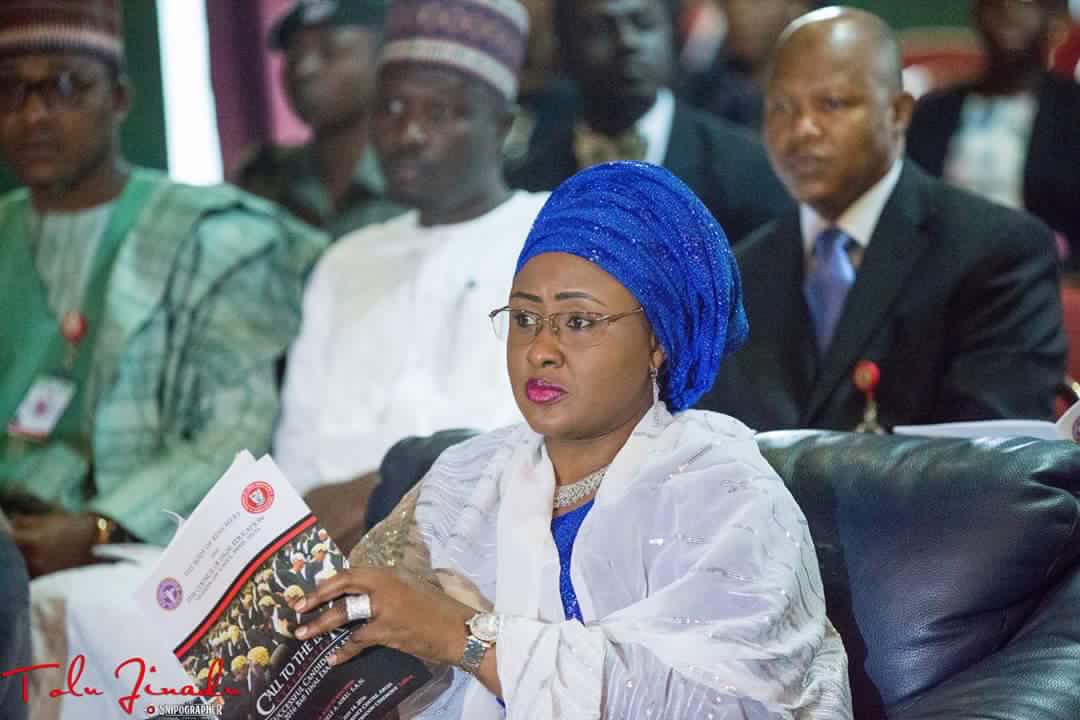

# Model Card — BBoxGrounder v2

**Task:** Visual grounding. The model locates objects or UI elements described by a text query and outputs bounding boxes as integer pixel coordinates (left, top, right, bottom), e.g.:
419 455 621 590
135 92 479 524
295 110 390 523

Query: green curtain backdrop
0 0 167 193
848 2 970 31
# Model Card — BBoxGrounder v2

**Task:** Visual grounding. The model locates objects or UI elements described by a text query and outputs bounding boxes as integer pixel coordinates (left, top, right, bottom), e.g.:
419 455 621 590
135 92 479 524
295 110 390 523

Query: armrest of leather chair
366 429 481 528
755 429 1080 717
889 569 1080 720
0 533 29 720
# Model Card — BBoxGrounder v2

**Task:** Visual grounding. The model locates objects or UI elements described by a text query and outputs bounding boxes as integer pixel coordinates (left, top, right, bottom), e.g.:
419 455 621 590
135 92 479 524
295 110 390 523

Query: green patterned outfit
0 169 327 545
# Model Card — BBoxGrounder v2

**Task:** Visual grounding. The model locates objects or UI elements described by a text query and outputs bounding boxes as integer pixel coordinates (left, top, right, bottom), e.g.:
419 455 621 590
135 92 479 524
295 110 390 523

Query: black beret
269 0 386 51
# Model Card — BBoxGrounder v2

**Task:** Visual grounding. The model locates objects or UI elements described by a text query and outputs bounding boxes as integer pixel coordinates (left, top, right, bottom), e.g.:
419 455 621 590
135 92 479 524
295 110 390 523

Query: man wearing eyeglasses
273 0 547 551
0 0 326 577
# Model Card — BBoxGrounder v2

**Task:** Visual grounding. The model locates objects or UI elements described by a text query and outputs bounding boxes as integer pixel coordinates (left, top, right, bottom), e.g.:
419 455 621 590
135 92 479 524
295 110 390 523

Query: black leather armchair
758 431 1080 719
372 429 1080 719
0 527 30 720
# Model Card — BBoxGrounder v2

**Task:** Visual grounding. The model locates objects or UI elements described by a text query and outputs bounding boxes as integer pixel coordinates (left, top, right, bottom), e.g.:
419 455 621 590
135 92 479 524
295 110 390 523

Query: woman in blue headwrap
292 162 851 718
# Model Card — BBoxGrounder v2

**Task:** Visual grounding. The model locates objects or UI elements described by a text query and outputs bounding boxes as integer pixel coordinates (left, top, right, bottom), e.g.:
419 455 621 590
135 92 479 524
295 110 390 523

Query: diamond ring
345 593 372 622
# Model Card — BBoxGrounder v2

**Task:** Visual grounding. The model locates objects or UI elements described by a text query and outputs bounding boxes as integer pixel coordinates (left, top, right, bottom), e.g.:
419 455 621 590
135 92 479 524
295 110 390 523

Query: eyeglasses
0 70 98 114
489 305 645 349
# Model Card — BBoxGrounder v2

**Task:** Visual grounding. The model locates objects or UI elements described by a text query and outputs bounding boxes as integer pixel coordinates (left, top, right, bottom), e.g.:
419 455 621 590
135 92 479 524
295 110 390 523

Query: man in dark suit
506 0 790 244
221 656 251 720
272 552 317 594
907 0 1080 270
236 592 260 632
698 7 1066 430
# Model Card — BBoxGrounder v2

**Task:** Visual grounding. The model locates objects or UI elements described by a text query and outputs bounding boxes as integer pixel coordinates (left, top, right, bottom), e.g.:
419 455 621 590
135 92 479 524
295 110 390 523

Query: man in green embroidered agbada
0 0 327 577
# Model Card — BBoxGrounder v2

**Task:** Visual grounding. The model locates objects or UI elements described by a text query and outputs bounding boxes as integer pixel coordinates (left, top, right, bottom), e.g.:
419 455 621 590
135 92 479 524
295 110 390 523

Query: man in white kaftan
275 191 546 494
273 0 545 518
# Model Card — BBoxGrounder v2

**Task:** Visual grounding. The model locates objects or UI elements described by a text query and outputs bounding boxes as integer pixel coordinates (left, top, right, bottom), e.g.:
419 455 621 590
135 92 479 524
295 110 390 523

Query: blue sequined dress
551 499 594 621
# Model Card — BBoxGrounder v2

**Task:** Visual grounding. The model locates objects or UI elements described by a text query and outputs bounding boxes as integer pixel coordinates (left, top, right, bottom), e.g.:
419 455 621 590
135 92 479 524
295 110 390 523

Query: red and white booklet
134 452 432 719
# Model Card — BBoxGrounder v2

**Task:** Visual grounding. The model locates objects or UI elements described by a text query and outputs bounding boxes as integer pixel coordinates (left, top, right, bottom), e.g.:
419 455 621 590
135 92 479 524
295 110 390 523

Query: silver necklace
553 466 608 509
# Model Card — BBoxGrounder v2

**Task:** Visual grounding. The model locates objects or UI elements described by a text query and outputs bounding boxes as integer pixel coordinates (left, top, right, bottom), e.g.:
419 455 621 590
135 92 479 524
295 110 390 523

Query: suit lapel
780 214 819 395
745 212 819 403
920 90 966 176
1023 75 1060 208
549 126 578 183
512 121 577 189
660 104 701 181
804 165 933 423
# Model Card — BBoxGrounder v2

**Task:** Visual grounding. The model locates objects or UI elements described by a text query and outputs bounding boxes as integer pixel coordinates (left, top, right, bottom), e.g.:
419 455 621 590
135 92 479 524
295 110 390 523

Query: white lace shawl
410 408 852 719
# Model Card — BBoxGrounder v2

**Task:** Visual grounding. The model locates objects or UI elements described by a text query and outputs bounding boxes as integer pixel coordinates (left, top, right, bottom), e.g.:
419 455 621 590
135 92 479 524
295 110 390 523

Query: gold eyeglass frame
488 305 645 346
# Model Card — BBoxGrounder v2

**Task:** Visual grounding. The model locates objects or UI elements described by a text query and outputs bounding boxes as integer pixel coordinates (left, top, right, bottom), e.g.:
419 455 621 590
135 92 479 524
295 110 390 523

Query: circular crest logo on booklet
242 481 275 514
156 578 183 610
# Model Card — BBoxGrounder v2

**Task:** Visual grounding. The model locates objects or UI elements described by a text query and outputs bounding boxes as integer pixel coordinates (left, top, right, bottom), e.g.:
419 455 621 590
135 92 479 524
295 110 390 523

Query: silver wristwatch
459 612 501 675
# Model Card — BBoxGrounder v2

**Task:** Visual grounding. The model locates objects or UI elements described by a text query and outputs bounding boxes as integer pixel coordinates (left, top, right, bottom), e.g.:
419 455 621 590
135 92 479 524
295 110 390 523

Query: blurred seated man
507 0 790 245
686 0 821 128
234 0 405 238
501 0 578 174
907 0 1080 270
0 0 325 577
274 0 547 550
699 7 1066 430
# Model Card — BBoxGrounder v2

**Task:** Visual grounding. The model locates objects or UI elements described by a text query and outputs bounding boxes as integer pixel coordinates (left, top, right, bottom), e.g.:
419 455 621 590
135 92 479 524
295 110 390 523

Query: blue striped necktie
804 227 855 354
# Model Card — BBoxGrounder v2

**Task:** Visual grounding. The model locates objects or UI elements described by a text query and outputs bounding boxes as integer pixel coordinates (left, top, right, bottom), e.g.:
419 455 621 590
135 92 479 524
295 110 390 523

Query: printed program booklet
134 451 432 719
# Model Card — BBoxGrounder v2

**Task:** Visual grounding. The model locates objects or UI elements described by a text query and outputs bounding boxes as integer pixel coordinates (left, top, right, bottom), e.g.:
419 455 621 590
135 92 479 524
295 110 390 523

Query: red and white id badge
7 375 76 440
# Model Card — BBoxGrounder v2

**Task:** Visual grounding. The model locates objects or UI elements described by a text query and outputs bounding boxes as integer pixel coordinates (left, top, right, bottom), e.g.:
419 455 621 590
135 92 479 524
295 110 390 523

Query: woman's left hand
290 567 475 667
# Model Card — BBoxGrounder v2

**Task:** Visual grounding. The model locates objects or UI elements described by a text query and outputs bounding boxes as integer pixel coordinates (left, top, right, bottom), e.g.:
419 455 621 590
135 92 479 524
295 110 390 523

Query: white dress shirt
800 158 904 258
275 191 548 493
943 93 1036 211
638 87 676 165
